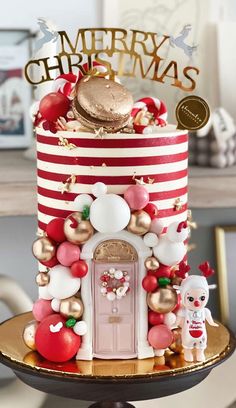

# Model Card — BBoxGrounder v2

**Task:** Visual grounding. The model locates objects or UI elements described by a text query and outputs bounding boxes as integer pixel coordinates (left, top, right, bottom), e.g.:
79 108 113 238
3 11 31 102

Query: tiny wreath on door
100 267 131 301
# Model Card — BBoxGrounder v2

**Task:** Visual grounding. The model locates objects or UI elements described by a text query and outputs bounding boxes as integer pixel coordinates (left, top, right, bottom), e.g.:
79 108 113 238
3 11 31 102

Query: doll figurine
175 262 218 362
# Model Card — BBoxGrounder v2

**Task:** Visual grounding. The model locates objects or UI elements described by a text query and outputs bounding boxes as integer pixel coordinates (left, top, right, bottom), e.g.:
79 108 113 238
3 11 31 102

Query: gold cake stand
0 312 235 408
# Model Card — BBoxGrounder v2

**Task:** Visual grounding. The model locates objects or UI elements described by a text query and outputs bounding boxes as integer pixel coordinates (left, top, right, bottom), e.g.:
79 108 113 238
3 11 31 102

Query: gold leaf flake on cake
59 174 76 194
94 127 106 139
174 197 183 211
58 135 76 150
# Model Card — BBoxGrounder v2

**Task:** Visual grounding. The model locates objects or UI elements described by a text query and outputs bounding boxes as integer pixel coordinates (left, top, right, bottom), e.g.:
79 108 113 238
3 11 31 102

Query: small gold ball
144 256 159 271
36 272 50 287
23 320 38 350
60 296 84 319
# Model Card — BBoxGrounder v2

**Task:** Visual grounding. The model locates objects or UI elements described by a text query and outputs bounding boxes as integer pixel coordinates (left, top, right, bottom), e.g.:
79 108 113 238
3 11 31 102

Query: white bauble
114 270 123 279
153 235 187 266
38 285 53 300
48 265 81 300
167 222 189 243
164 312 177 328
143 232 159 248
100 287 107 294
150 218 164 235
227 138 236 151
90 194 131 233
74 194 93 211
92 182 107 197
51 298 61 312
210 140 227 153
73 320 87 336
107 292 116 301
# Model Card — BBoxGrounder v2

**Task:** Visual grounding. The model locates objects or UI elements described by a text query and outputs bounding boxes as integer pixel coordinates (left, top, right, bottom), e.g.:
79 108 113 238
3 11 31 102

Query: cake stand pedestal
0 313 235 408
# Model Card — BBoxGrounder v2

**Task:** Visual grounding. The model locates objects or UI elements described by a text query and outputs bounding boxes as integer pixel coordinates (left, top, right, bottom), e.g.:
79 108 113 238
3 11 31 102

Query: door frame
76 230 154 361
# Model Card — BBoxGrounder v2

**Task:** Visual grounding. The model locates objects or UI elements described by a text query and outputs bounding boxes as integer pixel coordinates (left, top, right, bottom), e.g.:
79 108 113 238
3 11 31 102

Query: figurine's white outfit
177 307 211 350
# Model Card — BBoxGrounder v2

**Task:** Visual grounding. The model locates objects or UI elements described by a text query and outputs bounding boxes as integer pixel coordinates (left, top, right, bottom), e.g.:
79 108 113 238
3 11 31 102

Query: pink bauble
32 299 53 322
150 218 165 235
148 324 173 349
124 185 149 210
57 242 80 267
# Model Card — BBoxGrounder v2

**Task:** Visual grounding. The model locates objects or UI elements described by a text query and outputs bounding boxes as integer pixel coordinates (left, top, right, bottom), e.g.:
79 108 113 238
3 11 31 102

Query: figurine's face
184 287 208 311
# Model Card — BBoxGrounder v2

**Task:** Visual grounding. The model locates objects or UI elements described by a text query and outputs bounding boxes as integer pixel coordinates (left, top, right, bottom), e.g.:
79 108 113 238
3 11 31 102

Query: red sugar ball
148 311 164 326
35 314 81 363
39 92 70 122
142 275 158 292
154 265 171 279
70 260 88 278
41 255 59 268
46 218 66 243
143 203 158 219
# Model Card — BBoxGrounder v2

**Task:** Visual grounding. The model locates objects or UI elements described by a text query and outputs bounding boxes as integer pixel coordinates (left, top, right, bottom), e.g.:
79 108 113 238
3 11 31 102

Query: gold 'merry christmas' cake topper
25 26 200 92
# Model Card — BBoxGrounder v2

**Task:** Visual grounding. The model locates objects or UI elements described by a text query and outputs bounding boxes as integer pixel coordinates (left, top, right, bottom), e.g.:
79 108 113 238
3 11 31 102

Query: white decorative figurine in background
175 262 218 362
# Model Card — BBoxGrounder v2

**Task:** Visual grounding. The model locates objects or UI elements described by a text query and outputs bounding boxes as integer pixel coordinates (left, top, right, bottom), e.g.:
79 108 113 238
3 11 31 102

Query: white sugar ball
143 126 154 134
167 222 189 243
92 182 107 197
51 298 61 312
109 268 116 274
153 236 186 266
107 292 116 301
124 282 130 287
150 218 164 235
210 153 227 168
164 312 177 328
143 232 159 248
38 285 53 300
74 194 93 211
100 287 107 294
48 265 81 300
73 321 87 336
90 194 131 233
114 270 123 279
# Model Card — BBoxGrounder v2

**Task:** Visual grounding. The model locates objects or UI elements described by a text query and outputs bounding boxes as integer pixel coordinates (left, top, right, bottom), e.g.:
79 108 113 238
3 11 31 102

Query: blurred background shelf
1 150 236 217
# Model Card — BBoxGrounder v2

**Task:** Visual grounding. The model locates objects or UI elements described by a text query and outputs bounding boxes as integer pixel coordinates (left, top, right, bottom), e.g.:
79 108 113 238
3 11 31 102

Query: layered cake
23 68 193 363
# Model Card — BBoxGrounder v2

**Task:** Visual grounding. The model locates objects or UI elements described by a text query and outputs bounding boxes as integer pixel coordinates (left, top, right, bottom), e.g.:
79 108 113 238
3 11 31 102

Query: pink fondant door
93 262 137 359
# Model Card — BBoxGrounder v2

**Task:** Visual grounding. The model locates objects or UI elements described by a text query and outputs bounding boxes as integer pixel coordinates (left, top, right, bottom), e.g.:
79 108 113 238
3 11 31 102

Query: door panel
93 262 137 358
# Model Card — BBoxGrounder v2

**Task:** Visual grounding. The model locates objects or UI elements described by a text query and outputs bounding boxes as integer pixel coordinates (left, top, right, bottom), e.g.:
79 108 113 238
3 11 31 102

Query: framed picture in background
0 29 32 149
215 226 236 333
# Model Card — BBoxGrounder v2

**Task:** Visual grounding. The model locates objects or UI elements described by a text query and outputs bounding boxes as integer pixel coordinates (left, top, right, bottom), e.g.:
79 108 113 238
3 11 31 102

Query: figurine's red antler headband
198 261 215 278
175 261 191 279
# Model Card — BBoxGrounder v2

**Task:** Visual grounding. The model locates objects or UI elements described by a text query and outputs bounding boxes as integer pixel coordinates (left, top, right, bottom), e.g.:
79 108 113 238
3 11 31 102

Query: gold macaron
72 76 133 132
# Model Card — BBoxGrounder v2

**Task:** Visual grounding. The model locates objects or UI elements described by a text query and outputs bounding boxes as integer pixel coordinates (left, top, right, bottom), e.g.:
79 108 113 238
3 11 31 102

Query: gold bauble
127 210 151 236
32 237 56 262
169 328 183 354
60 296 84 319
36 272 50 287
172 276 183 286
144 256 159 271
23 320 38 350
147 287 178 313
64 212 94 244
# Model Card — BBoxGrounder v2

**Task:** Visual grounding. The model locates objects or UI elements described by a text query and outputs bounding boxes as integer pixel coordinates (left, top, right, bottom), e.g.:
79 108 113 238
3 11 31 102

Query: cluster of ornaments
100 268 130 301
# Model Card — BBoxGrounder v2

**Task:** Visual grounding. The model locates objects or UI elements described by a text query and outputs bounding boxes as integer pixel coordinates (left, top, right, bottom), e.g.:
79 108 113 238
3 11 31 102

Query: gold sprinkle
174 198 184 211
147 177 155 184
90 165 94 169
94 127 106 139
106 84 110 88
59 174 76 194
58 136 76 150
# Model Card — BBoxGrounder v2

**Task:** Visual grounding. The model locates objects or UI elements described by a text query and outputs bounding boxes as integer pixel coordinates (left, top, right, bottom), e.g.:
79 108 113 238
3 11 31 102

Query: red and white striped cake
36 125 188 232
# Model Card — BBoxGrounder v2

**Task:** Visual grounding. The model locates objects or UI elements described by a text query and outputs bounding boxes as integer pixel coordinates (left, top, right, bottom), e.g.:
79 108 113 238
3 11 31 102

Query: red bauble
41 256 59 268
142 275 158 292
148 311 164 325
143 203 158 219
46 218 66 243
39 93 70 122
35 314 81 363
155 265 171 279
70 260 88 278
